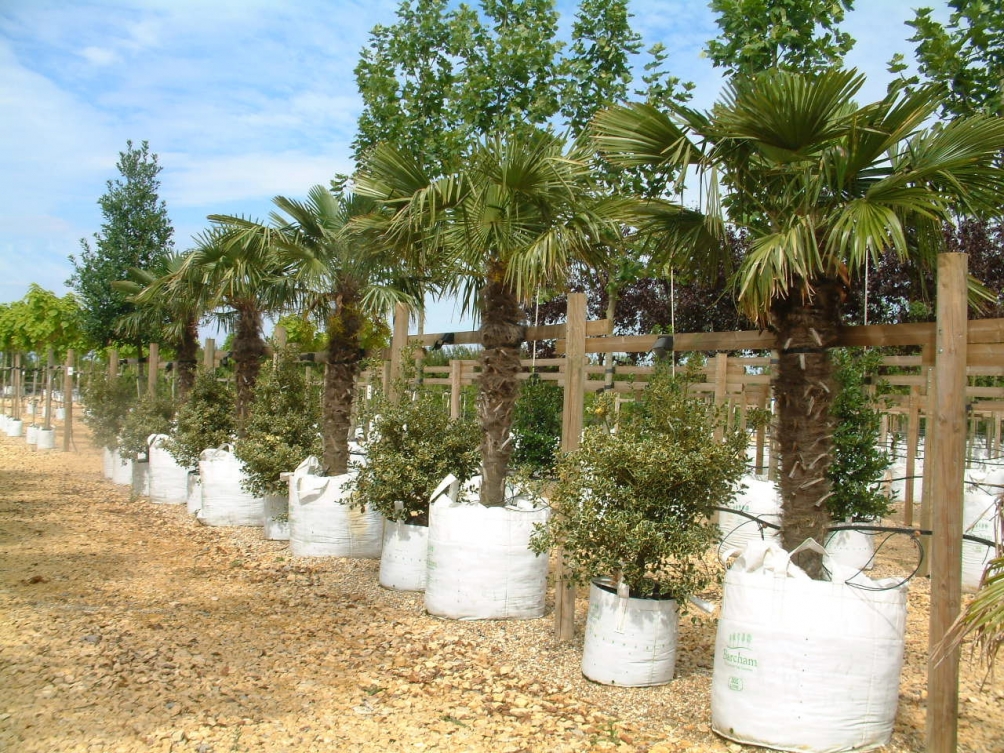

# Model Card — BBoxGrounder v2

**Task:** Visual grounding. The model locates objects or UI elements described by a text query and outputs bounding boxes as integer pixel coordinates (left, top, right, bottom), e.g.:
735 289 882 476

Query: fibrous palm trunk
771 277 842 579
322 291 363 476
478 271 525 507
233 302 266 432
176 316 199 399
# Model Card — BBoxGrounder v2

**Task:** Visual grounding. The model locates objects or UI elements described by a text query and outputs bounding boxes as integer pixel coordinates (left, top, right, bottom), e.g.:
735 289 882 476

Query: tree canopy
67 140 175 349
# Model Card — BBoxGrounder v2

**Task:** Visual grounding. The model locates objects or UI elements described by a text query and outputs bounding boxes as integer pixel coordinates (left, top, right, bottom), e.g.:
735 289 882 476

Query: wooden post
12 353 21 421
904 386 920 527
43 350 54 431
555 293 587 642
108 349 119 380
450 360 462 420
713 353 729 442
754 389 767 475
147 343 159 395
920 345 935 577
274 325 287 350
925 253 968 753
388 302 409 403
62 350 74 452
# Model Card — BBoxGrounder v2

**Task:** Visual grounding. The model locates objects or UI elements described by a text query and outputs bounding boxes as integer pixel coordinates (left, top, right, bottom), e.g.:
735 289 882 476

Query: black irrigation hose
714 512 1000 590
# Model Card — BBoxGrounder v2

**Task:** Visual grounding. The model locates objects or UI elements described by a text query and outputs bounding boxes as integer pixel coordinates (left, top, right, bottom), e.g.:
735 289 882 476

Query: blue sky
0 0 948 335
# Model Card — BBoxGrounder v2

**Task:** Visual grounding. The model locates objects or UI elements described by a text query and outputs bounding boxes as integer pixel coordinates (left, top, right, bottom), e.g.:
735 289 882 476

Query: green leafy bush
511 374 563 475
81 370 136 450
350 390 480 526
826 349 892 522
235 349 322 497
164 367 236 469
530 364 746 600
118 386 175 460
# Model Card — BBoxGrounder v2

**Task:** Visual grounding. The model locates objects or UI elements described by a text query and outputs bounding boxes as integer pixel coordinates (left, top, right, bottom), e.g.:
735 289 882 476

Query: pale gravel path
0 424 1000 753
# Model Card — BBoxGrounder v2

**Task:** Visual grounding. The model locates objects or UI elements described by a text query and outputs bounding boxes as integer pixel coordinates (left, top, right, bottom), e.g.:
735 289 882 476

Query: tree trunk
770 278 842 579
233 303 266 432
176 316 199 399
478 271 525 507
322 292 363 476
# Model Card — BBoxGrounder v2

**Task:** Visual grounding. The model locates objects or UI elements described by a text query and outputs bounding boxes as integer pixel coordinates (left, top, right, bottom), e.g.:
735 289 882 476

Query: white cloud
162 150 356 209
80 45 120 66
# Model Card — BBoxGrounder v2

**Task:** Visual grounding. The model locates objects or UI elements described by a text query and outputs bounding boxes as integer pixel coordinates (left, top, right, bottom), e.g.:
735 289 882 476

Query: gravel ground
1 422 1002 753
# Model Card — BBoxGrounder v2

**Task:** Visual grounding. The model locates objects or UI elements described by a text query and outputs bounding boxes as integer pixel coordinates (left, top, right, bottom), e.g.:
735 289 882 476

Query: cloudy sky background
0 0 949 335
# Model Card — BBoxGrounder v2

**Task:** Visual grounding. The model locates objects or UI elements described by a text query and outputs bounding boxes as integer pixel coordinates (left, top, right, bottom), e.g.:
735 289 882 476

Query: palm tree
114 253 209 398
592 68 1004 576
209 186 422 475
354 128 618 506
178 226 298 427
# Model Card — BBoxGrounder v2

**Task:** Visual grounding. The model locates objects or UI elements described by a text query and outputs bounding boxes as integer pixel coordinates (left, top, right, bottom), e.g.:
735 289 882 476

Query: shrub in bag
425 478 549 620
147 434 190 504
197 445 265 526
711 539 907 753
289 456 382 558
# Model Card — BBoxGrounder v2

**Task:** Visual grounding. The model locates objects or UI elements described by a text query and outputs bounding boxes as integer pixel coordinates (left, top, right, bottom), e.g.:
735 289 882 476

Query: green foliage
235 349 323 497
350 390 480 525
706 0 855 75
81 370 136 450
164 367 236 469
530 365 747 600
890 0 1004 118
0 285 91 357
67 140 174 349
274 314 326 352
511 375 563 475
826 349 892 521
118 387 176 461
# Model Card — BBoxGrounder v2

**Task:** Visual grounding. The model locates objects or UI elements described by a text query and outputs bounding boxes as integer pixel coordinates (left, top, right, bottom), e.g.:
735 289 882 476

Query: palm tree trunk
771 278 842 579
176 316 199 399
478 272 525 507
322 293 363 475
233 302 265 432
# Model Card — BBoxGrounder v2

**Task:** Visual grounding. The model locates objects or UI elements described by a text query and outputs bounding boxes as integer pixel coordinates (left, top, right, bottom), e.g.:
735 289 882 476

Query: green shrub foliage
81 370 136 450
511 374 563 475
530 364 746 600
118 386 175 460
826 349 892 521
164 367 236 469
350 390 480 526
235 349 322 497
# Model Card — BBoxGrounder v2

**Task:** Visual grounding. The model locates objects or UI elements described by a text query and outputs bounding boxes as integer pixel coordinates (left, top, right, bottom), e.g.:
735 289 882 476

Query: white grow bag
147 434 190 504
25 425 39 446
711 540 907 753
425 481 549 620
581 579 679 687
186 472 202 515
197 445 264 526
824 525 876 572
132 459 150 497
718 476 781 551
380 521 429 591
962 489 999 593
111 449 134 486
290 456 382 558
36 428 56 450
263 492 290 541
6 419 23 438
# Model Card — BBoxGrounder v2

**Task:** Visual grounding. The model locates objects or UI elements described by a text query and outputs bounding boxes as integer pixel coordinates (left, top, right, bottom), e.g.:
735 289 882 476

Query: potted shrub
510 374 563 476
235 347 322 540
81 369 136 483
349 389 480 590
117 386 175 498
530 364 746 687
164 367 236 515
